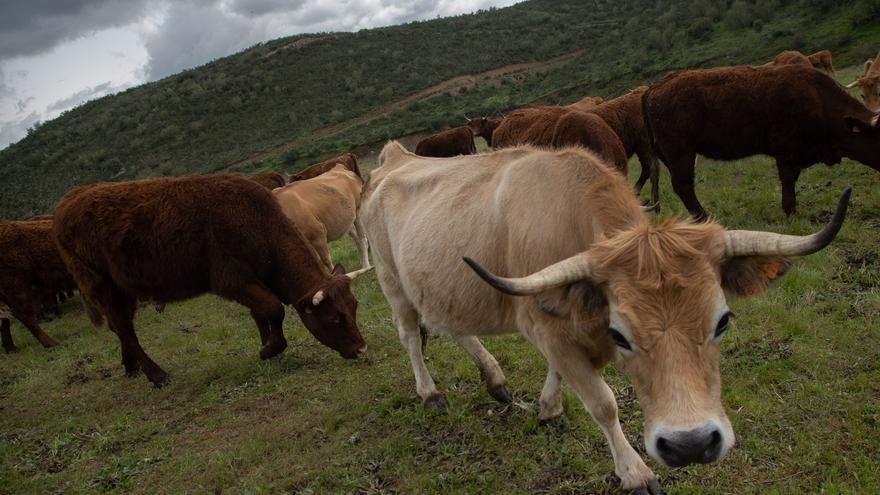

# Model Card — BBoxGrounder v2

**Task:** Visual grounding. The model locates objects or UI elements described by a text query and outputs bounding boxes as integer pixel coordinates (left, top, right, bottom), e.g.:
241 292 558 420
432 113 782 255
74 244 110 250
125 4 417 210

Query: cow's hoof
259 341 287 360
149 374 171 388
539 413 569 429
488 384 513 404
423 393 448 411
3 346 18 353
632 479 665 495
40 338 60 348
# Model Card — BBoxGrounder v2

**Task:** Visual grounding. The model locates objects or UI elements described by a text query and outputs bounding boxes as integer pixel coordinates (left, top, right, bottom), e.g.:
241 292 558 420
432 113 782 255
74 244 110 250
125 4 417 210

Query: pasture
2 82 879 495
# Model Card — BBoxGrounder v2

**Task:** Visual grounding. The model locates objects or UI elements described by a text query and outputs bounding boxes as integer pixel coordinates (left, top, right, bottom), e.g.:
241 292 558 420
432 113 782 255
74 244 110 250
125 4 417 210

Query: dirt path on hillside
221 49 585 170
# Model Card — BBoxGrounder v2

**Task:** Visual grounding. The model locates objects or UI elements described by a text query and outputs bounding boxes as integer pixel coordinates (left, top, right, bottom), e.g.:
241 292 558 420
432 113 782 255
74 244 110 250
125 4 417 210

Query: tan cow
847 50 880 111
565 94 605 112
273 164 370 271
362 141 849 493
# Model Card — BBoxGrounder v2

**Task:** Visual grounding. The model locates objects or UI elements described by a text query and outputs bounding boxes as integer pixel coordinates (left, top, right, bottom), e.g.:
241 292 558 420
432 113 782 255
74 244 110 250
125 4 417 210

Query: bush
724 1 755 30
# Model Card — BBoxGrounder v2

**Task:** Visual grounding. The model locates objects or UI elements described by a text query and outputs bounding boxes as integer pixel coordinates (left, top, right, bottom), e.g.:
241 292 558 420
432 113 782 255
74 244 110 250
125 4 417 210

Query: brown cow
765 50 835 76
586 87 661 206
846 50 880 112
465 116 502 147
0 218 77 352
415 126 477 157
492 106 628 173
565 95 605 112
644 64 879 219
273 164 371 271
52 174 369 386
249 171 286 189
290 153 361 182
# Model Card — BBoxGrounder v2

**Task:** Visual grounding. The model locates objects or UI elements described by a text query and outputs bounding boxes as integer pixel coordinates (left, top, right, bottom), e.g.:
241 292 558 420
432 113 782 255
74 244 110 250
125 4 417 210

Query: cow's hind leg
539 338 660 493
451 335 511 403
777 163 801 216
1 318 16 353
14 311 60 348
666 151 706 221
539 364 564 423
396 304 445 409
349 217 371 269
104 290 169 387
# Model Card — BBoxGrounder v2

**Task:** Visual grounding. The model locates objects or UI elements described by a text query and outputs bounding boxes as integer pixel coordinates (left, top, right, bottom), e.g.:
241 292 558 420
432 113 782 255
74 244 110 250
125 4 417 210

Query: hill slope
1 0 879 218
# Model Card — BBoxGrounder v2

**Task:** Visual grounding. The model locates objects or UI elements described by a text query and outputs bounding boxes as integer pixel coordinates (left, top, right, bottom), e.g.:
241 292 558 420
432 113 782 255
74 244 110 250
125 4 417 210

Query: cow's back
644 65 835 162
363 144 640 335
274 166 361 242
53 174 296 301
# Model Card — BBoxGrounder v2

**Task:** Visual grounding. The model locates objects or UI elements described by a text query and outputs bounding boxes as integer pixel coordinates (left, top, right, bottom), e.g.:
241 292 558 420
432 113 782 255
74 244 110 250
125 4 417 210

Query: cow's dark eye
608 328 632 351
715 312 733 339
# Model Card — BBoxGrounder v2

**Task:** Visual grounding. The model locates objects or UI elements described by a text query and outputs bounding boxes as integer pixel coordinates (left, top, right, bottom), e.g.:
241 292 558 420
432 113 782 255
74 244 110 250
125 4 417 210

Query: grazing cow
362 141 850 493
290 153 361 182
492 106 628 173
52 174 369 386
249 171 286 189
643 64 879 218
586 87 661 207
765 49 835 76
273 164 371 270
465 116 502 147
0 219 77 352
565 94 605 112
846 50 880 112
414 126 477 157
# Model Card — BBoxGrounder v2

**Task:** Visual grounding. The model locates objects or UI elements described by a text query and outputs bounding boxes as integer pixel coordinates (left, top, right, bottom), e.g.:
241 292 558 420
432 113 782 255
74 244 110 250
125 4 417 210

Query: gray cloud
47 81 127 113
0 111 41 149
0 0 151 60
16 97 35 113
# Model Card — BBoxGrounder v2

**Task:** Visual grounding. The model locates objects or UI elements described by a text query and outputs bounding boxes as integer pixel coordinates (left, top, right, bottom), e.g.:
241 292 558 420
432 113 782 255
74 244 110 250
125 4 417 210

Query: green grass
2 83 879 495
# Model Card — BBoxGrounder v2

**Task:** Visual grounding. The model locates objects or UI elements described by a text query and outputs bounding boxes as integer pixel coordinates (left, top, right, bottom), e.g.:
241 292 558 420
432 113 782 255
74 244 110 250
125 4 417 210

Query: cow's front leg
544 341 661 493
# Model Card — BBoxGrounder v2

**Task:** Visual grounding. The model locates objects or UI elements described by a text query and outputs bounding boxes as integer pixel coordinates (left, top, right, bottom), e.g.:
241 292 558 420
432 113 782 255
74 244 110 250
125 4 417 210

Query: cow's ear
532 282 608 326
721 256 792 297
845 116 877 134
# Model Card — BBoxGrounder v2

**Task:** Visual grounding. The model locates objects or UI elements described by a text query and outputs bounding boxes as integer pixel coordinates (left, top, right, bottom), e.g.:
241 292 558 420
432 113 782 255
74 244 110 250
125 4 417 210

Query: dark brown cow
249 171 286 189
765 50 835 76
465 117 502 147
0 218 77 352
492 106 628 174
290 153 361 182
586 87 661 206
644 64 880 219
52 174 369 386
415 126 477 158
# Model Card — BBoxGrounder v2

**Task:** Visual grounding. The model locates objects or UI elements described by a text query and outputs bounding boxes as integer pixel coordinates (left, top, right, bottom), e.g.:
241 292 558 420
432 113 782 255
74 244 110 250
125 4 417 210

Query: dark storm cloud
0 0 152 60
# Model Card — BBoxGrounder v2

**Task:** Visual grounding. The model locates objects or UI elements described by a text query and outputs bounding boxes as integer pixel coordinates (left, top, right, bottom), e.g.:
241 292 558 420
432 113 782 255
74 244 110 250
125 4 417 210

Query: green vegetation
2 0 880 218
2 146 878 493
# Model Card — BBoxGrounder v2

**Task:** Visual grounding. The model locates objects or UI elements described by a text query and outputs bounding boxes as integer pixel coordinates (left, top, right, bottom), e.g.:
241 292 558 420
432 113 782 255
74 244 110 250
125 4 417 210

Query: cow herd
2 48 878 493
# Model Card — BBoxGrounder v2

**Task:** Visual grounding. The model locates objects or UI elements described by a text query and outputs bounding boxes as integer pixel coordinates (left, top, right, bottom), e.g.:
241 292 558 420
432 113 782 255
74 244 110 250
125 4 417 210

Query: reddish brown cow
765 50 835 76
586 87 661 206
415 126 477 157
644 64 880 219
52 174 369 386
565 95 605 112
290 153 361 182
492 106 628 173
0 218 77 352
465 117 502 147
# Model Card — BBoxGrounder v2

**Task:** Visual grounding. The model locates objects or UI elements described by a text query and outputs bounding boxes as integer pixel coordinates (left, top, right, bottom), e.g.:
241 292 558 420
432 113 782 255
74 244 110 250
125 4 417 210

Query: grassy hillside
1 148 878 493
1 0 880 218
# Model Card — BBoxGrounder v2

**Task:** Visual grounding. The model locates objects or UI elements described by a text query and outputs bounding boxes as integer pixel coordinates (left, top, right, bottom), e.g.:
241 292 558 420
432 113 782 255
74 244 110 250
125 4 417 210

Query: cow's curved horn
724 187 851 258
463 254 594 296
312 290 325 306
464 114 471 122
641 202 659 212
345 266 374 280
845 80 860 89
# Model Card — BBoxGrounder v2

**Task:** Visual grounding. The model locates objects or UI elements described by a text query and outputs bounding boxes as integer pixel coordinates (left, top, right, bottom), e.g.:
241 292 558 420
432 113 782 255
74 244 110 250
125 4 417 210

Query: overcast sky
0 0 520 150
